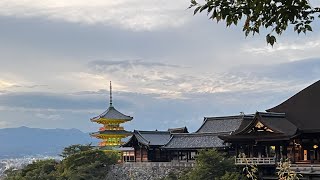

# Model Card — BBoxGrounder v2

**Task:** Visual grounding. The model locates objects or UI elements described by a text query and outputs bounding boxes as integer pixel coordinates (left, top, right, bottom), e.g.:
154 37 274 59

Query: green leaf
190 0 197 5
194 6 201 15
199 4 209 13
305 24 312 31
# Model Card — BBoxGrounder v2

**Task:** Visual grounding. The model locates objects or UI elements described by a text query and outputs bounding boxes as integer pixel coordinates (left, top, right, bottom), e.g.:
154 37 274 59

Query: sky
0 0 319 133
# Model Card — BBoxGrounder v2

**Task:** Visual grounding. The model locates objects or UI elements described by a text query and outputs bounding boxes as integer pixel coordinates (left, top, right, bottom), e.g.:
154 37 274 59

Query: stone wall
105 162 194 180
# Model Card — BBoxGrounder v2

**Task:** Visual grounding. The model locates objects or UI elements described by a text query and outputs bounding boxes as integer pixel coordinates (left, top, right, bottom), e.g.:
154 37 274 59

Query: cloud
231 58 320 83
83 58 320 99
35 113 62 121
0 79 16 89
88 59 182 73
243 39 320 55
0 92 103 110
0 74 316 132
11 84 48 89
0 0 190 30
0 121 9 128
239 32 320 63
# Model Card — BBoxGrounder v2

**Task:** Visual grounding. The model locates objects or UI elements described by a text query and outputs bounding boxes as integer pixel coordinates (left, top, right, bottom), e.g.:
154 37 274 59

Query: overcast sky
0 0 319 133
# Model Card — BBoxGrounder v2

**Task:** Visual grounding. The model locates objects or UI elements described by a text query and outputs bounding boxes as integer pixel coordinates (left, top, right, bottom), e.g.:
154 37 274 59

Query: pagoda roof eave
90 117 132 123
90 130 132 136
91 106 133 122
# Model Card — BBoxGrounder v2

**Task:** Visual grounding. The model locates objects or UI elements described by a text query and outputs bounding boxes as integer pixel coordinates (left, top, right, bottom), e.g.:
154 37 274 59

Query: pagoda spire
90 81 133 148
109 81 113 107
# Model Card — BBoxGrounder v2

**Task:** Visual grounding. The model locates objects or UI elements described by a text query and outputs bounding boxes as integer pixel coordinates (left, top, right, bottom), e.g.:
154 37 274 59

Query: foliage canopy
59 144 94 158
178 149 243 180
4 144 117 180
189 0 320 45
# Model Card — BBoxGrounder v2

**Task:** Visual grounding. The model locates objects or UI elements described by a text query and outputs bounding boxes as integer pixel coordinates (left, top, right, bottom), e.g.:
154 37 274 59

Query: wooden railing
123 161 195 168
235 158 276 165
290 164 320 174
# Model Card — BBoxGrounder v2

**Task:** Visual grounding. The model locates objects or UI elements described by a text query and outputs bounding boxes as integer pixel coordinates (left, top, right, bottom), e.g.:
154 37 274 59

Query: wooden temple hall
91 80 320 177
218 80 320 177
122 116 244 162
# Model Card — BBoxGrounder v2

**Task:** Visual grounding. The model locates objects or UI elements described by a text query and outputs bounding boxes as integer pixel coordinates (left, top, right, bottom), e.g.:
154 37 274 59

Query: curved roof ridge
196 115 245 133
162 132 226 149
163 135 174 147
91 106 133 121
204 115 249 120
267 80 320 131
172 132 230 136
267 80 320 112
257 111 286 117
195 117 208 133
132 130 171 146
135 130 170 133
134 130 150 143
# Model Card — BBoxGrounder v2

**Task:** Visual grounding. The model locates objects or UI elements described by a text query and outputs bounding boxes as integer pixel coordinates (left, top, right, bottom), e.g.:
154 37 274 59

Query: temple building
90 81 133 150
162 115 246 161
122 130 172 162
105 79 320 178
122 116 244 162
219 80 320 178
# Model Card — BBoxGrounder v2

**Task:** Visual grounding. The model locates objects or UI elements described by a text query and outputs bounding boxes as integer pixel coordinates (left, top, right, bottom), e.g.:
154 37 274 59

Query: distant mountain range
0 126 97 158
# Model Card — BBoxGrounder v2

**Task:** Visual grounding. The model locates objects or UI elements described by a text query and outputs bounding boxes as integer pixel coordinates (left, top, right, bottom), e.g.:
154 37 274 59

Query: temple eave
90 134 131 139
90 118 131 124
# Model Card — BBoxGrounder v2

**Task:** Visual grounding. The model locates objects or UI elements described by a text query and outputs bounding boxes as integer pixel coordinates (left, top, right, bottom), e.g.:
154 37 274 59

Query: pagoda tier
90 106 133 124
90 130 132 146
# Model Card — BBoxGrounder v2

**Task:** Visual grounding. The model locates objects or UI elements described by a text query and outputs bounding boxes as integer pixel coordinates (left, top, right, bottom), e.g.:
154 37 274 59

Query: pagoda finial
109 81 113 107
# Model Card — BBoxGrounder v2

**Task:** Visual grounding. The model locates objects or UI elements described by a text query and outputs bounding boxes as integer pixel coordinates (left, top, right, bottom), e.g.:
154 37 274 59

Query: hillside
0 126 97 158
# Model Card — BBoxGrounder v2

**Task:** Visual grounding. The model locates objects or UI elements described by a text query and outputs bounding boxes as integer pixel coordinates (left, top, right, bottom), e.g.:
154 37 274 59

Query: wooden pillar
275 145 280 162
258 145 262 158
140 146 142 162
134 147 137 162
186 151 188 162
292 145 296 163
282 144 288 160
235 145 239 157
251 145 254 157
317 148 320 162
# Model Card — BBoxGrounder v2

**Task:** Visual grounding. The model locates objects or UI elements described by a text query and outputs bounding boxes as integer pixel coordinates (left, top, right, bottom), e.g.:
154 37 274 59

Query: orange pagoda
90 81 133 149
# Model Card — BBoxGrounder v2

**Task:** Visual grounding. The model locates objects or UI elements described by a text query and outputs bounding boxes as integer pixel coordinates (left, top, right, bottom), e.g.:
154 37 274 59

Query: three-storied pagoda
90 81 133 150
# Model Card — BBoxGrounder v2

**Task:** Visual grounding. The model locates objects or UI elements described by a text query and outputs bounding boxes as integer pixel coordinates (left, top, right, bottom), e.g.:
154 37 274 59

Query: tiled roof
257 112 297 136
220 112 298 142
233 115 255 134
162 133 227 150
267 80 320 132
168 127 189 133
232 112 297 136
91 106 133 122
196 115 245 133
123 130 171 147
90 130 132 136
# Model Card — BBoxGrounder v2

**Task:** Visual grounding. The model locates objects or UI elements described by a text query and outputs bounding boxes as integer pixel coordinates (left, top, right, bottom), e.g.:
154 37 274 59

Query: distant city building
90 81 133 150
